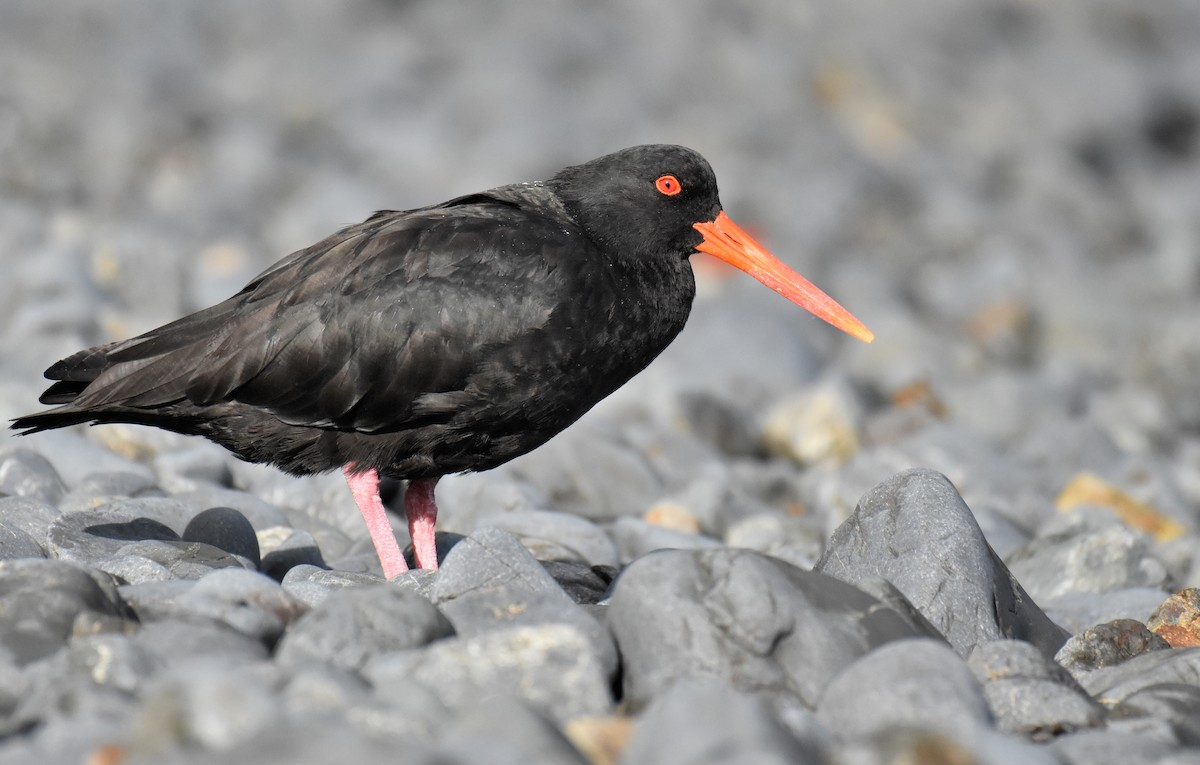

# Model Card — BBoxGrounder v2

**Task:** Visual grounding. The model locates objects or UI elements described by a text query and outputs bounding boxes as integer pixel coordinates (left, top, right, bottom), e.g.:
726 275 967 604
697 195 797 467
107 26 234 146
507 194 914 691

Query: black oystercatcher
12 145 872 578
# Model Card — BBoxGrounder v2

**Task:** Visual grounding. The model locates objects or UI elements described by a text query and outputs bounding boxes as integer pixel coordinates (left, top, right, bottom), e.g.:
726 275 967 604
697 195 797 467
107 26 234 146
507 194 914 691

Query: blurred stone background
1 0 1198 524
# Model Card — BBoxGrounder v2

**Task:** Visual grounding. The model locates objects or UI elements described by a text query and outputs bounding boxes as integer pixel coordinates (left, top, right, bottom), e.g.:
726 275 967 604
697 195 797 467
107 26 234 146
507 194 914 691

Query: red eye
655 175 682 196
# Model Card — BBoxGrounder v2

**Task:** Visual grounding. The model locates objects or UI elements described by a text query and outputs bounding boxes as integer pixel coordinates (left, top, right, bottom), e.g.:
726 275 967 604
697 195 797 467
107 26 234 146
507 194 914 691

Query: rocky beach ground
2 1 1200 763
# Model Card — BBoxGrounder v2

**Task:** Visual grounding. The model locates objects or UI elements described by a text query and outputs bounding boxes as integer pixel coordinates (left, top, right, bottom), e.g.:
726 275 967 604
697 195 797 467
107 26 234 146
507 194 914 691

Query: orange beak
693 211 874 343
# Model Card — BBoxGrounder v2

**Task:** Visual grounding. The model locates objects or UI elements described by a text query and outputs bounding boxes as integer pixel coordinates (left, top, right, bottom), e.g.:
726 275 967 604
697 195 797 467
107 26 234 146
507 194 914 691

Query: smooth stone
279 565 382 608
133 619 271 666
0 520 45 560
610 516 722 563
0 447 67 505
761 375 864 468
260 528 327 580
56 471 165 514
110 539 252 580
608 548 937 709
402 530 465 572
433 696 590 765
182 507 262 568
365 624 612 727
1008 517 1169 603
118 580 198 621
278 663 371 719
0 559 131 665
816 638 992 740
470 509 620 568
174 486 289 530
1043 588 1174 635
431 527 617 677
724 512 826 571
1077 647 1200 705
133 660 281 753
621 677 822 765
176 568 306 644
47 506 179 566
275 584 452 671
436 470 550 537
103 555 177 585
538 560 615 606
4 655 138 745
968 640 1104 739
815 468 1069 659
68 633 162 694
1109 684 1200 747
1048 729 1179 765
0 496 59 545
152 444 235 493
1055 619 1171 677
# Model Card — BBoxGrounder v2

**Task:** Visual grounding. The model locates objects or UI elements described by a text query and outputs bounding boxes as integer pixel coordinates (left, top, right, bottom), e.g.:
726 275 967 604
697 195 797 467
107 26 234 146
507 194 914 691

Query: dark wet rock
816 638 991 740
608 548 937 709
538 560 615 606
433 696 590 765
174 486 289 530
0 558 131 665
275 584 451 671
431 527 617 676
0 520 45 560
1056 619 1172 676
182 507 262 568
364 624 613 726
815 468 1070 659
0 447 67 505
260 528 329 580
968 639 1104 739
622 677 823 765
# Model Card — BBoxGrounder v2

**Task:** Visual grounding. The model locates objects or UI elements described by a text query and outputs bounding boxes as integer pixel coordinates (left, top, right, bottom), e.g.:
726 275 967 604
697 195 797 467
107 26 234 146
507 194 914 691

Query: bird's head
550 144 874 344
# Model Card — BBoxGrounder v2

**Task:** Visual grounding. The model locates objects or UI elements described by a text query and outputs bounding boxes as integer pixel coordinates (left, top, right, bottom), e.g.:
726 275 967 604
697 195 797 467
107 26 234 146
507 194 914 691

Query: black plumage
13 144 871 577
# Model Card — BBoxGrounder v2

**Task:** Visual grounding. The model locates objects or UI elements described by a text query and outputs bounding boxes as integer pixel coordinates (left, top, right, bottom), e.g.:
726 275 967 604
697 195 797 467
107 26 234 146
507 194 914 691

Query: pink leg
343 465 409 579
405 477 441 571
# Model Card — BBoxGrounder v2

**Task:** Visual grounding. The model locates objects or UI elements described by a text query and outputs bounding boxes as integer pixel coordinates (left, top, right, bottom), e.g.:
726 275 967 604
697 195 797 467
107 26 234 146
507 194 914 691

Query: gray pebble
279 564 382 608
433 696 589 765
183 506 261 567
176 568 306 644
0 496 59 545
68 632 162 694
0 520 45 560
56 470 164 514
0 558 131 665
364 623 613 726
473 508 620 567
1077 647 1200 706
112 538 252 580
1048 729 1179 765
275 584 452 671
175 486 289 530
815 468 1069 659
1042 588 1172 635
1110 684 1200 747
260 528 327 580
0 447 66 505
134 619 270 666
152 444 235 493
610 515 722 562
431 527 617 677
278 663 371 720
622 677 822 765
608 548 936 709
816 638 992 740
968 640 1104 739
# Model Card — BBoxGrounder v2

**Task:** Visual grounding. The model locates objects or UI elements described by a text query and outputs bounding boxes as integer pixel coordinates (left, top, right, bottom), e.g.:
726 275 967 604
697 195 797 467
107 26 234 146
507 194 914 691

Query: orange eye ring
655 175 682 196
